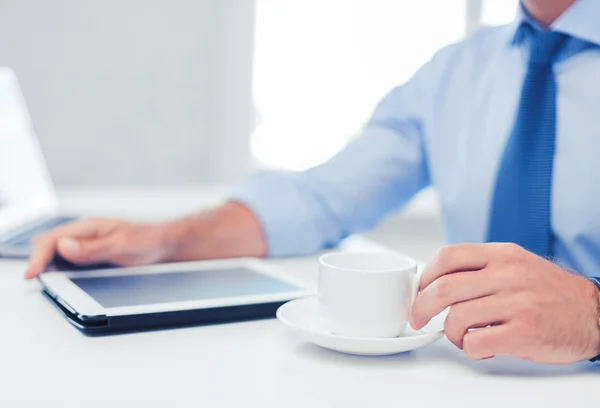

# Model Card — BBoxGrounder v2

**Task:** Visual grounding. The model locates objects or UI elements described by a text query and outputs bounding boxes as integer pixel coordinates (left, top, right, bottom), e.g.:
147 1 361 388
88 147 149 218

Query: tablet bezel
39 258 312 318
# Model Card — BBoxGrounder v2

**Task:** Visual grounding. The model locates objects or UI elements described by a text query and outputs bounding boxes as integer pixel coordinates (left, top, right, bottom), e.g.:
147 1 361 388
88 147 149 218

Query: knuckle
445 331 463 350
463 331 495 360
502 243 526 262
494 246 528 279
448 303 466 324
434 275 454 303
462 334 481 359
444 307 466 348
504 242 524 254
505 242 524 254
436 245 456 265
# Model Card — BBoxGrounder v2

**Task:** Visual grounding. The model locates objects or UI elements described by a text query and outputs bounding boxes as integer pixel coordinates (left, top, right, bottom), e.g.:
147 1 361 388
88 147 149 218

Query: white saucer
276 296 445 356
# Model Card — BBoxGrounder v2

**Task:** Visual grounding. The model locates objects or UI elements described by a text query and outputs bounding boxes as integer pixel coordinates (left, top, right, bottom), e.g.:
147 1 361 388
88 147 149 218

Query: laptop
0 68 76 258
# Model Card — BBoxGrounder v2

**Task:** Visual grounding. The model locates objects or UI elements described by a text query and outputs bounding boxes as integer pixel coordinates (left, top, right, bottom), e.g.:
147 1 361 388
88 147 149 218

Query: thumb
57 236 119 265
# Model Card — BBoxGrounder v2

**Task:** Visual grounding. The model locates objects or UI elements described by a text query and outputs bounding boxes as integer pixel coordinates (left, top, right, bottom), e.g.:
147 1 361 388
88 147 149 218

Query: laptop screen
0 68 57 237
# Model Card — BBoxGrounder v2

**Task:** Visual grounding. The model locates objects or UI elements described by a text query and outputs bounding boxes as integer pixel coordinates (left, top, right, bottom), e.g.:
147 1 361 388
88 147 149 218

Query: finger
25 219 112 279
56 236 120 265
443 295 513 349
462 324 514 360
420 243 519 290
25 237 57 279
41 218 111 242
26 233 73 279
411 267 510 329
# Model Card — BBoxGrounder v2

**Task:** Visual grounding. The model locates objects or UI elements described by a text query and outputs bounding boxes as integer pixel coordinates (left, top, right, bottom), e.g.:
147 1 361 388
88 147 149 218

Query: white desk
1 186 599 407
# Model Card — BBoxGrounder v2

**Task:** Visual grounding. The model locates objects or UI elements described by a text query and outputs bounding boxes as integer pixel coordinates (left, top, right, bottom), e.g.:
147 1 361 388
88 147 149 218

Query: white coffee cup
318 252 419 338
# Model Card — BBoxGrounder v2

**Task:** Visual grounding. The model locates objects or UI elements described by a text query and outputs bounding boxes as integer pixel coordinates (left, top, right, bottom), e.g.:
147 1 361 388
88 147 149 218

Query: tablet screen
70 268 300 308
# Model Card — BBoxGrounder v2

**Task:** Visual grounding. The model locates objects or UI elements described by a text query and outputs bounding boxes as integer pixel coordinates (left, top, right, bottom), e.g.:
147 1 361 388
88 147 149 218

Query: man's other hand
25 218 174 279
25 201 267 280
410 243 600 364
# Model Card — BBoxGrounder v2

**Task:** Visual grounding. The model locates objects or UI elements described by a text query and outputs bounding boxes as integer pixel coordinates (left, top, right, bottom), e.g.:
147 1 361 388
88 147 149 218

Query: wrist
161 201 267 262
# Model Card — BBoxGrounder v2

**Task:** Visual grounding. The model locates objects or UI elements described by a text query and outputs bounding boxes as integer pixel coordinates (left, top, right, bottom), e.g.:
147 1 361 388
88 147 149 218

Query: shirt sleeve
231 55 443 257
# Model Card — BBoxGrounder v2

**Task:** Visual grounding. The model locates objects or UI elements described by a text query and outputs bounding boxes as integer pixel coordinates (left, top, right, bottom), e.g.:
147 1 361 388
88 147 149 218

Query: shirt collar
509 0 600 47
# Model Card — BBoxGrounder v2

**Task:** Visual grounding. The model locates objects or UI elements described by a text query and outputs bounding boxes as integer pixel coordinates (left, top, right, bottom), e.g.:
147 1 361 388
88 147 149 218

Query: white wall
0 0 255 186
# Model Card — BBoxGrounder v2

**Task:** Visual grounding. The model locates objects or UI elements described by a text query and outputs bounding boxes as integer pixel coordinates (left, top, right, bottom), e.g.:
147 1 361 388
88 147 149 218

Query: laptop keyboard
4 217 75 248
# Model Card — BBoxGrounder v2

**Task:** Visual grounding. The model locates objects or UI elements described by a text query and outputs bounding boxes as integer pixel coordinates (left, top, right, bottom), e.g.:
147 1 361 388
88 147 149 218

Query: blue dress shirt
232 0 600 277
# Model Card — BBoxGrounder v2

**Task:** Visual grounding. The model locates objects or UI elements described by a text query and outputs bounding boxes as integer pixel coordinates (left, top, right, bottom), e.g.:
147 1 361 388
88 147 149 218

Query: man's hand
410 243 600 364
25 201 267 280
25 218 172 279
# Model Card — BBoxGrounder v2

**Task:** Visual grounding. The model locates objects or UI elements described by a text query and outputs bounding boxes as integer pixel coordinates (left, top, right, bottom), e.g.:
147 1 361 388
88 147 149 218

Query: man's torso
423 23 600 275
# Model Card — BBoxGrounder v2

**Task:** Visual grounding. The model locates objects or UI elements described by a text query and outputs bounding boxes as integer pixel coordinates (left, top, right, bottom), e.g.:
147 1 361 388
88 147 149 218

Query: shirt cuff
230 172 337 258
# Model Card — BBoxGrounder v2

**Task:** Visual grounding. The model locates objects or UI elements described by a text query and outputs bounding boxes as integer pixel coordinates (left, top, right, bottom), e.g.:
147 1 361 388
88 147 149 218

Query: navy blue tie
487 28 568 257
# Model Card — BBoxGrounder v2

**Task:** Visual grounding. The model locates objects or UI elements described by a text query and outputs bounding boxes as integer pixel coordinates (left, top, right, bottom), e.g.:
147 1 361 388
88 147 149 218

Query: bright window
251 0 518 171
482 0 520 26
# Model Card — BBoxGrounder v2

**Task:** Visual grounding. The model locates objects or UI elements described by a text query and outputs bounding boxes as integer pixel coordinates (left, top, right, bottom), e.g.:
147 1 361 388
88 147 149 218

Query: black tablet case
42 287 287 336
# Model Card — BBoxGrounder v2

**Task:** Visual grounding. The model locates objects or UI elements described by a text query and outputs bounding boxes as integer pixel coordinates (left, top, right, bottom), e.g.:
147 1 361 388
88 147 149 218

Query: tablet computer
38 258 312 335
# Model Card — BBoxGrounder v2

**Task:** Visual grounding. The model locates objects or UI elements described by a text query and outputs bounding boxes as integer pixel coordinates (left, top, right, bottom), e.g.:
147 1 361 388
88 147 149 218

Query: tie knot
529 29 569 65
